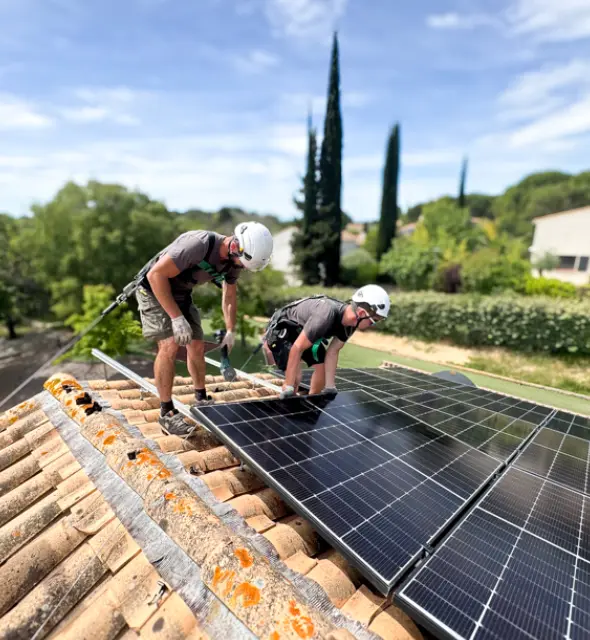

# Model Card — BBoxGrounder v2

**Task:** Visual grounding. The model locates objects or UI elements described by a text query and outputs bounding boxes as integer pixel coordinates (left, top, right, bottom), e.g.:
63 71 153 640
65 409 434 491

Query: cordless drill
214 329 237 382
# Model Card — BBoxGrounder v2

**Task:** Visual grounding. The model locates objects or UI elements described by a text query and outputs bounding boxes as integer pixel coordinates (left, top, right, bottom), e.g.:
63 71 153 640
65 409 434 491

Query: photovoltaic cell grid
398 467 590 640
198 389 520 593
513 425 590 496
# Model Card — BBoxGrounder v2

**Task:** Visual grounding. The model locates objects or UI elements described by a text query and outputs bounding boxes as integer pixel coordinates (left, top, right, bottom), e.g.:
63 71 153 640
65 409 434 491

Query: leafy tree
0 215 47 338
27 181 179 319
379 239 440 291
363 225 379 258
318 32 343 286
533 252 559 276
461 248 530 295
59 284 142 360
466 194 494 219
458 157 468 209
376 124 401 260
406 204 423 223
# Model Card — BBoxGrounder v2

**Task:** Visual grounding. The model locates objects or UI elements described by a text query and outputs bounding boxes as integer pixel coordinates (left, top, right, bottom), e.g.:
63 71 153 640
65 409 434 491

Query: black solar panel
398 467 590 640
196 389 510 593
543 410 590 442
513 427 590 496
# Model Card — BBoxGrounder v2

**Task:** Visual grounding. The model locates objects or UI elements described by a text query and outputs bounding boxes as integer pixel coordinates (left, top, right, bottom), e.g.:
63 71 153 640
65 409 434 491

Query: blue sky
2 0 590 220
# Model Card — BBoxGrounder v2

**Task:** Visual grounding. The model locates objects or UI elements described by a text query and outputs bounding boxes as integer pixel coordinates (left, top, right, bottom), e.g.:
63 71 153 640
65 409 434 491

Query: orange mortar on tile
270 632 280 640
231 583 261 609
235 548 254 568
103 434 118 446
96 430 105 437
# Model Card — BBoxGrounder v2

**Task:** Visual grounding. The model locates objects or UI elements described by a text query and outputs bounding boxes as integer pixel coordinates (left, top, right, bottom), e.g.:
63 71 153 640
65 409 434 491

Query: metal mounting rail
203 356 282 394
91 348 205 427
91 349 282 432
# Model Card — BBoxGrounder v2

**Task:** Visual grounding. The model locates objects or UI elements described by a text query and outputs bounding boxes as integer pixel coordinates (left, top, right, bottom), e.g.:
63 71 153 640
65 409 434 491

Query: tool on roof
214 329 237 382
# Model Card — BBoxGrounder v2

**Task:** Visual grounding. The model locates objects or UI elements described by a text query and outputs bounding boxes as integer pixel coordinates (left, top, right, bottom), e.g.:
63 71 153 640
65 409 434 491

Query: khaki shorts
136 287 204 343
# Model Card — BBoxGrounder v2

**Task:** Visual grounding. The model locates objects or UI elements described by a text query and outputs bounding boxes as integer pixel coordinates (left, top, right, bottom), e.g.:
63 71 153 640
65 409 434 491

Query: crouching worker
263 285 390 399
136 222 273 435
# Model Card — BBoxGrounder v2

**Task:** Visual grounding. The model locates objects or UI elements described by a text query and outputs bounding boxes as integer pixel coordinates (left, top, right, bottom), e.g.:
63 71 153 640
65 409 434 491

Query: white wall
530 207 590 285
271 227 300 286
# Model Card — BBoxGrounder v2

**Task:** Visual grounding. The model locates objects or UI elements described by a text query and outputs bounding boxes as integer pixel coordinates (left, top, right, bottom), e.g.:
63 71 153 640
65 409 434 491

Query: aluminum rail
91 348 204 427
203 356 282 394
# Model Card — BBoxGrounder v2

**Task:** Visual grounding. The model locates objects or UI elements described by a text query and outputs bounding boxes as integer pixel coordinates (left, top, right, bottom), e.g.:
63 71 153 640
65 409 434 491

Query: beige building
530 206 590 285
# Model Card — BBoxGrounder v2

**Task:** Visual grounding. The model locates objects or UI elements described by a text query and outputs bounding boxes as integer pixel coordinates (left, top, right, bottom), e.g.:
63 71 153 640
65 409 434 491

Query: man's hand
220 330 235 353
323 386 338 396
171 316 192 346
280 385 295 400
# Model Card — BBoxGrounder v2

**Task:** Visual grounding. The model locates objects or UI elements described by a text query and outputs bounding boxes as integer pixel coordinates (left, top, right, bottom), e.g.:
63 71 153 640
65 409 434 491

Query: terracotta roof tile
368 606 422 640
0 369 426 640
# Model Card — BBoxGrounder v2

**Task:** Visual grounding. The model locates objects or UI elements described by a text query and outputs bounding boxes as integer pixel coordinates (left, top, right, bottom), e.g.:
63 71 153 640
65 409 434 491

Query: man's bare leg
309 364 325 395
186 340 206 390
155 337 178 402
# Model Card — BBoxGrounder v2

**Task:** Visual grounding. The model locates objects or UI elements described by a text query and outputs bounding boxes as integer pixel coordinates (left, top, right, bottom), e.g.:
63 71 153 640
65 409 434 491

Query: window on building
579 257 589 272
558 256 576 269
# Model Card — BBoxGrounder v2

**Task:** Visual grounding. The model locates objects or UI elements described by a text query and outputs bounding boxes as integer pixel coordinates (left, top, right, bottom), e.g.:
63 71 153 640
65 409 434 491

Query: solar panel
196 389 510 593
398 467 590 640
513 427 590 496
543 410 590 442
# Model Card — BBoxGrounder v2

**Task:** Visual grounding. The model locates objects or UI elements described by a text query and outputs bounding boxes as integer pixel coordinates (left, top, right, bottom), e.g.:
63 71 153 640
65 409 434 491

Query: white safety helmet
233 222 274 272
352 285 390 320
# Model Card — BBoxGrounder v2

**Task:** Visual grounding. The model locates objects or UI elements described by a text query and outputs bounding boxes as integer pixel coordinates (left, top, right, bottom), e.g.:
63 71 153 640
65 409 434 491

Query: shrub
58 284 142 361
379 240 440 290
340 249 378 287
383 293 590 354
460 248 529 294
524 276 577 298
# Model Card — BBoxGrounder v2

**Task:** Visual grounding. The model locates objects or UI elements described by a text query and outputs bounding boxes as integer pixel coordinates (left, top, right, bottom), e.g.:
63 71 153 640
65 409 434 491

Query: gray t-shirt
161 231 242 298
280 297 354 344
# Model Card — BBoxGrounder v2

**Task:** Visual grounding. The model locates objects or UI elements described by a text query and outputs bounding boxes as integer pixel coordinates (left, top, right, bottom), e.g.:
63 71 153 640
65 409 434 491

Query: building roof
532 205 590 223
0 371 423 640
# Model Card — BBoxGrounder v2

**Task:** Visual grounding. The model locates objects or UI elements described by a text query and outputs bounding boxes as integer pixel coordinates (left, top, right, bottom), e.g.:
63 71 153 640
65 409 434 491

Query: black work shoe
193 397 215 407
158 410 193 436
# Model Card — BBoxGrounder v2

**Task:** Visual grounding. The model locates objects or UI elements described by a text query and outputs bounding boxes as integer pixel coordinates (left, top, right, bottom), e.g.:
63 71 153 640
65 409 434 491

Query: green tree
292 116 321 284
27 181 179 319
533 252 559 276
318 32 343 286
458 157 468 209
59 284 142 360
466 194 494 219
0 215 47 338
406 204 423 223
376 124 401 260
341 249 378 286
379 239 440 291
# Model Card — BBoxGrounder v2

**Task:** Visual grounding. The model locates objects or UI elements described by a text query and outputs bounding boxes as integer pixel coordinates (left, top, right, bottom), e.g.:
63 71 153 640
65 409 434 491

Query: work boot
158 410 193 436
193 397 215 407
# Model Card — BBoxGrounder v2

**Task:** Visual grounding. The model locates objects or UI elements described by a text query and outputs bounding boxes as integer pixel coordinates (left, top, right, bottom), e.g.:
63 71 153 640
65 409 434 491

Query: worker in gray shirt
263 285 390 398
137 222 273 434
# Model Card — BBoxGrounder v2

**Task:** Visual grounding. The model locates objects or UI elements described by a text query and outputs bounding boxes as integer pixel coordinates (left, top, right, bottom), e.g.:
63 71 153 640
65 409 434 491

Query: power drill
214 329 237 382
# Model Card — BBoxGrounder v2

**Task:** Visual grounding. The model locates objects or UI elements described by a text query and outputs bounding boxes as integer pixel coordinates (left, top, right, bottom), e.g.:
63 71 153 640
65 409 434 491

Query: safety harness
140 232 231 293
266 295 347 364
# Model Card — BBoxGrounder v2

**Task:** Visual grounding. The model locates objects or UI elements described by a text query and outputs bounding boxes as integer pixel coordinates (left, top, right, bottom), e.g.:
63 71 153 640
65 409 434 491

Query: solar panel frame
194 388 528 593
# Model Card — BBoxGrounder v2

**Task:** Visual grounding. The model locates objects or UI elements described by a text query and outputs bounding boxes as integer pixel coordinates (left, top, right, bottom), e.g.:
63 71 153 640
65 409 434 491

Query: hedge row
382 293 590 354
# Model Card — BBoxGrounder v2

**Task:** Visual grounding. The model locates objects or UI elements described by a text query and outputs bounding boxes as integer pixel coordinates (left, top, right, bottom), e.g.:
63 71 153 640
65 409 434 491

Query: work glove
220 330 235 353
279 385 295 400
323 387 338 396
171 316 192 346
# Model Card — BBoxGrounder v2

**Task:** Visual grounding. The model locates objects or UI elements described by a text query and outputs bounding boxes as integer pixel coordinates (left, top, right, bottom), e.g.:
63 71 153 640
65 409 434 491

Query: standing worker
263 285 390 398
137 222 273 434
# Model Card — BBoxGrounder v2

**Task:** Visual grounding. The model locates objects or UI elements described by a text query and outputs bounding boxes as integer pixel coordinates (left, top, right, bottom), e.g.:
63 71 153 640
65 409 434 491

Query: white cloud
266 0 347 41
426 12 498 30
233 49 280 74
497 59 590 122
508 94 590 147
0 94 53 130
59 86 142 125
509 0 590 42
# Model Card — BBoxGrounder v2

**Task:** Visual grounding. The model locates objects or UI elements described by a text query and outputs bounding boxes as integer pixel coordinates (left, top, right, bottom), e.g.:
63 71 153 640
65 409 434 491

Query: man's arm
146 254 183 319
222 282 237 332
324 338 345 388
284 331 313 389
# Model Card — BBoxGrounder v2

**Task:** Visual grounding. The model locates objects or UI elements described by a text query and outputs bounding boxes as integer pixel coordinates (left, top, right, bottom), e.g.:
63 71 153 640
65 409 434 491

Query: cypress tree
291 112 321 284
376 124 400 260
458 156 468 209
318 32 343 286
